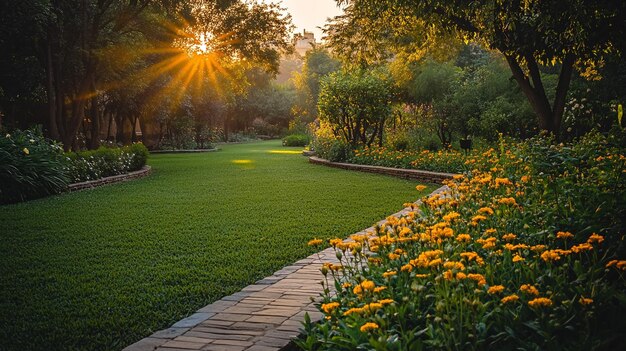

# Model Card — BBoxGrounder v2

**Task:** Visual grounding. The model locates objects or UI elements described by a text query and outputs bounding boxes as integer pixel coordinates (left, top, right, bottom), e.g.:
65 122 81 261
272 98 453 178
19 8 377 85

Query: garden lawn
0 140 436 351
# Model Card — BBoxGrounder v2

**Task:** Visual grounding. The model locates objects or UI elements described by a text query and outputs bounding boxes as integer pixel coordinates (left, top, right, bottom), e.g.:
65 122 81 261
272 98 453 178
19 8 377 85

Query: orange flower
488 285 505 294
579 296 593 305
528 297 553 308
307 238 323 246
360 322 379 333
501 294 519 304
520 284 539 296
498 197 517 206
587 233 604 244
556 231 574 239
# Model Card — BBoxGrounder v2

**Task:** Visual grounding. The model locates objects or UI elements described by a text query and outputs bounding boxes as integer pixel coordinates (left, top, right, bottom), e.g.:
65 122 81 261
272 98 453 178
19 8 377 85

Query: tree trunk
504 54 575 137
46 33 60 140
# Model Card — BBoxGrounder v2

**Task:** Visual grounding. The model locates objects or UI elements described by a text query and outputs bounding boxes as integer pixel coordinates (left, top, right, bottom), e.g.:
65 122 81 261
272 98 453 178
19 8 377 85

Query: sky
269 0 345 42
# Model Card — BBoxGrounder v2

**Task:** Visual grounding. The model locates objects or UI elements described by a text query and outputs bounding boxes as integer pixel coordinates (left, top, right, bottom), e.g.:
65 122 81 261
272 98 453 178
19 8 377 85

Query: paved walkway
124 185 448 351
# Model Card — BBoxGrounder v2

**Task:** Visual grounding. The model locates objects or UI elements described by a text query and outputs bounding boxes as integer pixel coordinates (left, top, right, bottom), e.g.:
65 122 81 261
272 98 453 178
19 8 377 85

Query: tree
318 69 393 147
335 0 626 136
292 48 341 121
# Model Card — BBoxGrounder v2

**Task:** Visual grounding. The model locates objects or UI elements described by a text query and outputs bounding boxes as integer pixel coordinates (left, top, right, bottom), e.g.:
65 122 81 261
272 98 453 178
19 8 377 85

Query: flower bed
65 143 149 183
299 132 626 350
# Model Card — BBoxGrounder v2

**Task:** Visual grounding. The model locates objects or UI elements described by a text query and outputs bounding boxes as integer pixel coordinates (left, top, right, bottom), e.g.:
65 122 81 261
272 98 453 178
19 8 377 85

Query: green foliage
65 143 149 183
318 69 393 147
334 0 626 134
282 134 309 147
0 140 427 351
0 128 69 204
299 130 626 350
293 48 341 120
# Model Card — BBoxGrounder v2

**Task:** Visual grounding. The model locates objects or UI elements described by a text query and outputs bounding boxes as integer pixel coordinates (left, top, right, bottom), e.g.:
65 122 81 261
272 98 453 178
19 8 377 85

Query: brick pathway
123 248 339 351
124 185 448 351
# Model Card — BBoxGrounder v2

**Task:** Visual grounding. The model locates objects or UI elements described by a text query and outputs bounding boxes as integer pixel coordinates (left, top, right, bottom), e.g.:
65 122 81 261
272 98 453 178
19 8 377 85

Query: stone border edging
68 165 152 191
150 148 219 154
123 186 448 351
308 156 458 184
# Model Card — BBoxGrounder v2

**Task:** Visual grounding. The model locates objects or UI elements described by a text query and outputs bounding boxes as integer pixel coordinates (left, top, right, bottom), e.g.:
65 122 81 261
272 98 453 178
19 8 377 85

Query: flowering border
68 165 152 191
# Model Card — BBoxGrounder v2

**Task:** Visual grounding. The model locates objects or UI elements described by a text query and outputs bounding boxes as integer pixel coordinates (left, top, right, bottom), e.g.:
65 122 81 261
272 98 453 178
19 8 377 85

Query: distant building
293 30 316 57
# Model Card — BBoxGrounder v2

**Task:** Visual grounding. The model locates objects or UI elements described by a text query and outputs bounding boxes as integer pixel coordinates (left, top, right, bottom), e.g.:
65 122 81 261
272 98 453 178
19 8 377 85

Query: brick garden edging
68 166 152 191
123 185 449 351
150 149 219 154
308 156 458 184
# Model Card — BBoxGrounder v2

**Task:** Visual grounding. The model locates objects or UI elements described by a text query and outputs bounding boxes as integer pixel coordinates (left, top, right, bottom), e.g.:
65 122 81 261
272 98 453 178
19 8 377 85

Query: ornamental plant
0 128 69 204
65 143 149 183
299 131 626 350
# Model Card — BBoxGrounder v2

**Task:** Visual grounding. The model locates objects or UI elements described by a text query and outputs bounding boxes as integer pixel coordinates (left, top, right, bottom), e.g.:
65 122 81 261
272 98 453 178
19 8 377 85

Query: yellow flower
471 215 487 222
512 254 524 263
502 233 517 241
501 294 519 304
579 296 593 305
382 270 397 278
498 197 517 206
495 177 512 187
443 211 461 222
415 185 428 191
400 263 413 272
556 231 574 239
343 307 363 316
606 260 626 270
587 233 604 244
488 285 505 294
571 243 593 253
456 272 467 279
443 270 454 280
360 322 379 333
379 299 394 305
307 239 322 246
541 250 562 262
329 238 343 247
321 302 340 314
373 286 386 293
520 284 539 296
520 175 530 183
23 147 30 155
415 273 429 278
456 234 471 243
467 273 486 286
388 253 400 260
342 282 352 289
528 297 553 308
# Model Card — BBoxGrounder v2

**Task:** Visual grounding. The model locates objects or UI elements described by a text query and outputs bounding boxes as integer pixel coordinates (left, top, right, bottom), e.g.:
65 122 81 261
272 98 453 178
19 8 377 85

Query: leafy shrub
300 130 626 350
65 143 149 183
350 146 471 173
311 122 353 162
282 134 310 147
0 128 69 204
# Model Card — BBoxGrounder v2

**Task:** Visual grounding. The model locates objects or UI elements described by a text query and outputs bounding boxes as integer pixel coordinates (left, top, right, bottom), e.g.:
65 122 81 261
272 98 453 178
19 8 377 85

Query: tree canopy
332 0 626 135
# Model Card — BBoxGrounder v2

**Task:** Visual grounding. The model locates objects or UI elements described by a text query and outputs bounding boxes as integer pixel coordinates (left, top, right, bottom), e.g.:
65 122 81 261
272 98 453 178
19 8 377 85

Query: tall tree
334 0 626 135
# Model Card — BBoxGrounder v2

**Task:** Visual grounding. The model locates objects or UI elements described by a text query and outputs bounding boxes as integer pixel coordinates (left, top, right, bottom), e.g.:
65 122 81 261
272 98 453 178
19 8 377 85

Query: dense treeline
0 0 293 150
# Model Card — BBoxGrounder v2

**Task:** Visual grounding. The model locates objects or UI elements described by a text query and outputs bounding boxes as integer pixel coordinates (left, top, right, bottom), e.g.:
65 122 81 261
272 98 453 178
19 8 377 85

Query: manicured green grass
0 140 436 351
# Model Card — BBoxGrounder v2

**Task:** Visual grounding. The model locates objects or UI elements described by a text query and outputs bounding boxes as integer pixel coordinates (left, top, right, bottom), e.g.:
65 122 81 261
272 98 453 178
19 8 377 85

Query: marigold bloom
571 243 593 253
443 261 465 270
382 271 397 278
502 233 517 241
467 273 486 286
528 297 553 308
329 238 343 247
374 286 386 293
541 250 562 262
342 282 352 289
512 254 524 263
360 322 379 333
343 307 363 316
530 245 546 252
443 270 454 280
471 215 487 222
488 285 505 294
456 272 467 280
321 302 340 314
520 284 539 296
443 211 461 222
587 233 604 244
428 258 442 267
415 185 428 191
556 231 574 239
456 234 471 243
388 253 400 260
606 260 626 270
498 197 517 206
579 297 593 305
379 299 394 305
401 264 413 272
415 274 429 278
495 177 512 187
501 294 519 304
520 175 530 183
364 302 383 312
